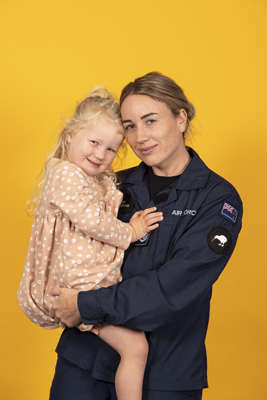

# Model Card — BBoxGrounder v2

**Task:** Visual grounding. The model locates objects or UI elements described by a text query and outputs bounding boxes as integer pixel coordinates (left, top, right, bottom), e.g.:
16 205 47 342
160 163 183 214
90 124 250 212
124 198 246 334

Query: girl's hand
129 207 163 242
91 323 104 335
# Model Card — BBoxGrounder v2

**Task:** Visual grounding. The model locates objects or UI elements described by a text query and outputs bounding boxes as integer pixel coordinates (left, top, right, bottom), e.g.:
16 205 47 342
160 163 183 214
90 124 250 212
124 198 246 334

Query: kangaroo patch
208 227 232 255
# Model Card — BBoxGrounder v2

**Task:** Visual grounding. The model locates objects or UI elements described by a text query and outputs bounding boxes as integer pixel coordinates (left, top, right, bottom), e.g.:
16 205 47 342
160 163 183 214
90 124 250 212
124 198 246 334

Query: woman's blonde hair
27 86 126 216
120 72 196 141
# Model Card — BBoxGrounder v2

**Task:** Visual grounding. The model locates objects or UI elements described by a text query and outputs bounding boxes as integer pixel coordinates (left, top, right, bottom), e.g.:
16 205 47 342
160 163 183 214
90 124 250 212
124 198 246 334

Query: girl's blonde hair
27 86 126 216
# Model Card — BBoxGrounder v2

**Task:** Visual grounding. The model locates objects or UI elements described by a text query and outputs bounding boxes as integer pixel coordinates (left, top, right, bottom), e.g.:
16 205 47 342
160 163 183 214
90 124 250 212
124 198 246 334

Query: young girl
17 86 163 400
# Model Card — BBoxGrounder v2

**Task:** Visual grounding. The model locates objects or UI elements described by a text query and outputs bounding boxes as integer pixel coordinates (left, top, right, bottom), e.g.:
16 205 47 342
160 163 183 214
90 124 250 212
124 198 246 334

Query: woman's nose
135 126 148 143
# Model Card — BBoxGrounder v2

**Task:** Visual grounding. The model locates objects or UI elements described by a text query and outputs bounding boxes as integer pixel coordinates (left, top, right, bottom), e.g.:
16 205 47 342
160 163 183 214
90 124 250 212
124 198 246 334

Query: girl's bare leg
92 323 148 400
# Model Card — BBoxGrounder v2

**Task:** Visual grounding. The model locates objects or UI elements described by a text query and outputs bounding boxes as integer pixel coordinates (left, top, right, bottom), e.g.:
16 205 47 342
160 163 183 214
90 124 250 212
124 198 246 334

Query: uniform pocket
152 223 175 269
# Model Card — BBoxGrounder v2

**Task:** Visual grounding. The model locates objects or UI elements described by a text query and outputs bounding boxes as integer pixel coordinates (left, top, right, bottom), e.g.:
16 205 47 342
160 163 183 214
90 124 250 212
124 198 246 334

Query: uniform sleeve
78 190 243 331
50 163 132 250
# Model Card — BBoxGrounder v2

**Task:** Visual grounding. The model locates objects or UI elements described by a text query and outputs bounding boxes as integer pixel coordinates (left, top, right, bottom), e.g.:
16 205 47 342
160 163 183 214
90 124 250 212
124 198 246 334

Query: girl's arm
49 162 131 250
49 162 163 248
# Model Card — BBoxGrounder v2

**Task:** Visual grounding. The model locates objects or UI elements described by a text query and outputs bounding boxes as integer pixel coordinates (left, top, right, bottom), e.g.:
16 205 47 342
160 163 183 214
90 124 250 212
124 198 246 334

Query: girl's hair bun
87 85 114 101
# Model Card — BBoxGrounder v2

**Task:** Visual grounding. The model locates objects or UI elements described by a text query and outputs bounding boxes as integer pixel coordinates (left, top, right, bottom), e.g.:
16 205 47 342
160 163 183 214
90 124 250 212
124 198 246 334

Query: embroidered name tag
118 194 135 214
220 202 238 225
172 209 197 216
134 232 151 247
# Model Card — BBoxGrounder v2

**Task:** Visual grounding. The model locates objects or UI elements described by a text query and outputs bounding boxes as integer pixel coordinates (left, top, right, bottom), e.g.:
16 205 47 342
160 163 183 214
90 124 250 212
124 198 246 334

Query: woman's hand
49 287 82 328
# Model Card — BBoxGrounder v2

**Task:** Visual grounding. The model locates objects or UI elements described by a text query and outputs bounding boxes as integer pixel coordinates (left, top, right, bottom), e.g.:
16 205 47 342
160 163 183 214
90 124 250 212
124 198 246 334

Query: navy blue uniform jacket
56 149 243 391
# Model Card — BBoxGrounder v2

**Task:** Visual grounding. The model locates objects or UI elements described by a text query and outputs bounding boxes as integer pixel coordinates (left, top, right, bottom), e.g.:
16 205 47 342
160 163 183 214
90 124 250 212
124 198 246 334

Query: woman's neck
152 146 191 177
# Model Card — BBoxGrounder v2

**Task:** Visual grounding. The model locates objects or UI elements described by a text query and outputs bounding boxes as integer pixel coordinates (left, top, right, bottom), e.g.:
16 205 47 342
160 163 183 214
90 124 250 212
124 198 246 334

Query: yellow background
1 1 266 399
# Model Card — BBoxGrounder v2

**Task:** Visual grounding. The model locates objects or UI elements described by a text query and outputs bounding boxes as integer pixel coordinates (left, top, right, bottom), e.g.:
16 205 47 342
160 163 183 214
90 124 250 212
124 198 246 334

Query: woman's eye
125 124 134 131
147 119 156 125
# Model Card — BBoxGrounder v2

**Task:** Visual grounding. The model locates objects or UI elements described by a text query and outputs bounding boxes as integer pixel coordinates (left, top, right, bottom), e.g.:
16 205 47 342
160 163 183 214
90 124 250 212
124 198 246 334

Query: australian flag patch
220 202 238 225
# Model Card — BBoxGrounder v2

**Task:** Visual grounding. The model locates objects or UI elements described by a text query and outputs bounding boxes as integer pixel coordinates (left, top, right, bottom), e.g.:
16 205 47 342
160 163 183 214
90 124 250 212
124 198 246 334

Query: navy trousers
50 356 203 400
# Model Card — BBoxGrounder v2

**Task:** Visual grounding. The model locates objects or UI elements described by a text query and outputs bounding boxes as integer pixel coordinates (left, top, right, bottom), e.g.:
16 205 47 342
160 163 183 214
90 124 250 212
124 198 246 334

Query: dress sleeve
49 163 132 250
78 190 243 331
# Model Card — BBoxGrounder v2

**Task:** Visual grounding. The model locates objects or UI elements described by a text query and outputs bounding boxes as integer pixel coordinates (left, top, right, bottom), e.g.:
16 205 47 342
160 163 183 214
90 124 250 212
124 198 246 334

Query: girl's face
121 94 188 176
66 119 123 176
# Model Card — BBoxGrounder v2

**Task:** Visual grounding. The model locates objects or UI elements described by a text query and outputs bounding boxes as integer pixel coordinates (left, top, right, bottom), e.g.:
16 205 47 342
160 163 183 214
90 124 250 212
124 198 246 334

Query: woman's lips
139 145 157 155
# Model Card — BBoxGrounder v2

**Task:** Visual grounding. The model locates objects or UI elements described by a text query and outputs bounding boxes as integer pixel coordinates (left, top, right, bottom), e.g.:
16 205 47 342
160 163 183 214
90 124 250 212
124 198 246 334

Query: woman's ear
178 109 187 133
66 133 72 144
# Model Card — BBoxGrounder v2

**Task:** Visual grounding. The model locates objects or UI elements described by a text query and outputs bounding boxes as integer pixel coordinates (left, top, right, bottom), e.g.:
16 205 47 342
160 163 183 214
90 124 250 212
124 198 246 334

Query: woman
49 72 243 400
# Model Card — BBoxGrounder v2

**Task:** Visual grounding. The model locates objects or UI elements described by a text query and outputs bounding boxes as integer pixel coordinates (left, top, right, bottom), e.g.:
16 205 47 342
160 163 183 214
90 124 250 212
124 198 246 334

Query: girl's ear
178 109 187 133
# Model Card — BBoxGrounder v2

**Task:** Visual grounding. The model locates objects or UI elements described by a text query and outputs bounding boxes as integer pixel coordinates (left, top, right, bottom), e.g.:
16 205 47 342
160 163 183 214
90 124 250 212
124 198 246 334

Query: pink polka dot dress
17 159 132 331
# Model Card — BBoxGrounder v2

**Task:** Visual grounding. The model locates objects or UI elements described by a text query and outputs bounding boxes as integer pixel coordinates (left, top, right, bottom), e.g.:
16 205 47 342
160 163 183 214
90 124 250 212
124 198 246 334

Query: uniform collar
123 148 210 191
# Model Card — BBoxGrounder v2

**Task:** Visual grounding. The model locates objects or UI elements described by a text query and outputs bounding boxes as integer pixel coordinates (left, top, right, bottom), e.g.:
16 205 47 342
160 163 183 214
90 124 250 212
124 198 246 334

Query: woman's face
121 94 188 176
